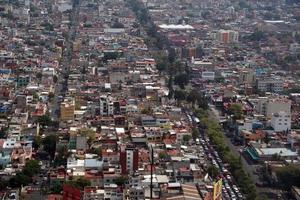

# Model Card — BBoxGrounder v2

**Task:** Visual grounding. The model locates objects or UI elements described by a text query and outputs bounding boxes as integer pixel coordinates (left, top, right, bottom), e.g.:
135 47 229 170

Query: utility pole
150 145 154 199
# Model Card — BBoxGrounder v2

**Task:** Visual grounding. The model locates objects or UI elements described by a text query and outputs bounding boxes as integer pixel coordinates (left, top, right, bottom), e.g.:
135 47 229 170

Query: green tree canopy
66 177 91 190
42 135 57 160
174 73 189 89
228 104 244 120
276 164 300 190
23 160 40 177
114 176 127 186
207 165 219 179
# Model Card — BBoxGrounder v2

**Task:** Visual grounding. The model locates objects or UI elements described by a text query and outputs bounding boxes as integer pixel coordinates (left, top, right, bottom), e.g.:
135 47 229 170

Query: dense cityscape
0 0 299 199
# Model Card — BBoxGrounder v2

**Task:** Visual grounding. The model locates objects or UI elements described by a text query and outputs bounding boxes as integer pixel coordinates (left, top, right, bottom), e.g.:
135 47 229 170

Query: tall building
257 97 291 118
256 76 284 93
239 70 255 85
214 30 239 43
120 145 138 175
99 95 114 116
271 111 291 132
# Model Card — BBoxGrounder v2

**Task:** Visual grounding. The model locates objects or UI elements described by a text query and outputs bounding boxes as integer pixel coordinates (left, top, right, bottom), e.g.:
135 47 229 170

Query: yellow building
60 99 75 121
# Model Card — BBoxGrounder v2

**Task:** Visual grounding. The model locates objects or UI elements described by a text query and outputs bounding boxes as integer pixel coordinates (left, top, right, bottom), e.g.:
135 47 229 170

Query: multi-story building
271 111 291 132
256 97 291 118
119 145 139 175
128 187 145 200
60 99 75 121
213 30 239 43
256 77 284 93
83 186 105 200
99 95 114 116
239 70 255 85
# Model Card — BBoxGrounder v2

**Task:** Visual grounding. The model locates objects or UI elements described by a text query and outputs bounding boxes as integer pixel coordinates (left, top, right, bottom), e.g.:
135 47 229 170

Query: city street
50 0 81 123
208 104 284 199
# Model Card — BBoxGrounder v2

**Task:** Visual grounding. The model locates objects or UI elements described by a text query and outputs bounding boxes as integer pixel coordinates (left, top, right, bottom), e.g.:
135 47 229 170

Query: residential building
120 145 138 175
271 111 291 132
60 99 75 121
256 77 284 93
256 97 291 118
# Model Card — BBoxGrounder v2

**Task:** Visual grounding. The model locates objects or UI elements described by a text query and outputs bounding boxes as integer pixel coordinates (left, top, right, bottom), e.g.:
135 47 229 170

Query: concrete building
120 146 138 175
201 71 215 80
83 187 105 200
60 99 75 121
128 187 145 200
239 70 255 85
214 30 239 43
271 111 291 132
256 77 283 93
256 97 291 118
99 95 114 116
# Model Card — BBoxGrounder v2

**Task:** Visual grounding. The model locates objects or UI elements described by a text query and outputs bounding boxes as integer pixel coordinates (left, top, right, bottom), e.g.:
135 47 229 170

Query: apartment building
256 97 291 118
271 111 291 132
256 77 284 93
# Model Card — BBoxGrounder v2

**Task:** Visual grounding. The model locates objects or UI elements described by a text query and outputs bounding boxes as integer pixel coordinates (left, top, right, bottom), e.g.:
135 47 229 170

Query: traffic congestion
186 112 245 200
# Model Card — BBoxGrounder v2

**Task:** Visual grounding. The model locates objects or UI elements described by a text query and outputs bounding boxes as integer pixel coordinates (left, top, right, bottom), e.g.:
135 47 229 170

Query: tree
53 75 58 84
54 145 70 167
174 90 187 101
155 53 169 71
114 176 127 186
51 179 63 194
0 178 8 190
23 160 40 177
182 135 192 144
174 74 189 89
37 114 51 127
0 127 8 138
192 127 199 141
159 152 167 160
33 136 42 150
112 21 125 28
36 72 43 81
66 177 91 190
207 165 219 179
9 172 30 187
228 104 244 120
42 135 57 160
186 90 199 105
276 164 300 190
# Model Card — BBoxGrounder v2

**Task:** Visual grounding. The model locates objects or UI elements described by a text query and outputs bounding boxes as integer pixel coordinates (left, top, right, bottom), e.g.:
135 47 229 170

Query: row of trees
126 0 192 94
195 109 257 200
173 89 208 110
276 164 300 190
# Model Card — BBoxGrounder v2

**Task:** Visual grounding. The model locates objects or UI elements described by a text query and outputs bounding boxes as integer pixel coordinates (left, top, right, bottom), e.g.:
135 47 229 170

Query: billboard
213 178 222 200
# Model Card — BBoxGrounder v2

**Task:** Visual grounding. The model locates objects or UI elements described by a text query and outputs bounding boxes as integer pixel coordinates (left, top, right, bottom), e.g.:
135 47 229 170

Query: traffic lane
198 133 241 199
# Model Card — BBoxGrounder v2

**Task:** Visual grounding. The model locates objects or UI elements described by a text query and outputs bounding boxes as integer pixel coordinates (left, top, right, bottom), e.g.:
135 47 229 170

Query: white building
271 111 291 132
201 71 215 80
99 95 114 116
